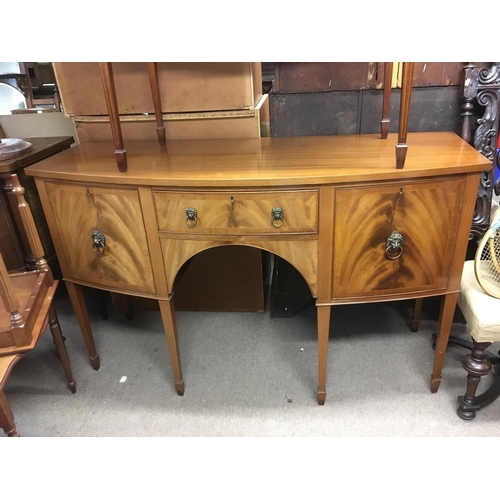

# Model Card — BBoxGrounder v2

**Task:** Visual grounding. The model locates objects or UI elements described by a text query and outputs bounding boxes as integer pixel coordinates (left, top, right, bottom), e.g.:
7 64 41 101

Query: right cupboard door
332 176 466 300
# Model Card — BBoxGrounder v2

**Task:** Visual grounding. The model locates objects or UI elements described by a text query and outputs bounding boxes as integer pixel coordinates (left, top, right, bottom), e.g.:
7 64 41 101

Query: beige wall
0 112 77 141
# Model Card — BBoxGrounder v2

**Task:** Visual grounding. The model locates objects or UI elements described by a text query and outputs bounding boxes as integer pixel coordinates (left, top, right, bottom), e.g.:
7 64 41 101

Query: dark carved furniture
0 136 75 274
438 63 500 417
411 64 500 418
0 63 61 112
0 64 34 109
462 62 500 248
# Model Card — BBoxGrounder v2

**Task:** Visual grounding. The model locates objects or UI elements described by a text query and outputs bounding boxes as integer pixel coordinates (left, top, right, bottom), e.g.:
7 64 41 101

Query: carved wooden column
462 62 500 245
457 341 493 420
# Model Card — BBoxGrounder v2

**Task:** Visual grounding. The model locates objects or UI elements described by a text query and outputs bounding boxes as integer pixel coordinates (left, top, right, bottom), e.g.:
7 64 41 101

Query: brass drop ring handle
385 230 404 260
271 207 284 228
92 230 106 256
186 207 198 227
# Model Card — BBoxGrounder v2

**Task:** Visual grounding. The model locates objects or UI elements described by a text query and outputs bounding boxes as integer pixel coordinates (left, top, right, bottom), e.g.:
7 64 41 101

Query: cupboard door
44 182 156 294
332 177 465 299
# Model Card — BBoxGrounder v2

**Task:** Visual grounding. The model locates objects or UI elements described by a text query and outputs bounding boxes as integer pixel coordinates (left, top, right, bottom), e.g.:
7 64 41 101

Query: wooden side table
0 136 74 274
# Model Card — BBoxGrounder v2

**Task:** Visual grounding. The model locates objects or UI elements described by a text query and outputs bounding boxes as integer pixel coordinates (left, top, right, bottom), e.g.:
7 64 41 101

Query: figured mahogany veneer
25 131 491 405
154 189 318 235
332 177 465 300
42 182 155 295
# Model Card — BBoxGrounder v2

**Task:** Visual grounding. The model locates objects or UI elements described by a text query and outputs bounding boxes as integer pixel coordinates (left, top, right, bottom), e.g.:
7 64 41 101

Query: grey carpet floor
3 291 500 437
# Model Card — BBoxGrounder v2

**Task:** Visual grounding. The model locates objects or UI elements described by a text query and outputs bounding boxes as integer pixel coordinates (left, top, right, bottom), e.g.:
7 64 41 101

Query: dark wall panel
270 87 464 137
270 91 360 136
361 86 463 135
274 62 383 92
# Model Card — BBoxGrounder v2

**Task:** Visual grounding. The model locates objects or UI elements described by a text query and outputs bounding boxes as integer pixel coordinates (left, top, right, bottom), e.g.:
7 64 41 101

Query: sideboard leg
411 298 424 332
430 292 459 393
159 299 184 396
317 304 331 405
65 281 100 370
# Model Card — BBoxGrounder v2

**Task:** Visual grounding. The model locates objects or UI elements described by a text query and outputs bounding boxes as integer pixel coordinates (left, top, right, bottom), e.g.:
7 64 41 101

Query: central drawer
153 190 318 235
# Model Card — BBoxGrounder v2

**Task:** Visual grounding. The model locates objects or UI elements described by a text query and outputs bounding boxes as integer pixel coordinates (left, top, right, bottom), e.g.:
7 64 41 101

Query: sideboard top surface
25 132 491 187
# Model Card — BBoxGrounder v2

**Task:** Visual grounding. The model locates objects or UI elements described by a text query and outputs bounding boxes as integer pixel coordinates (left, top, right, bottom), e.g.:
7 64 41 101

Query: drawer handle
185 207 198 227
92 230 106 256
271 207 284 228
386 231 404 260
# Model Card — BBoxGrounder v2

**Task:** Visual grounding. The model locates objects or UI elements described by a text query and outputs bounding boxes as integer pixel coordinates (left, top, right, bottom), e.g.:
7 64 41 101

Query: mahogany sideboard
25 131 491 404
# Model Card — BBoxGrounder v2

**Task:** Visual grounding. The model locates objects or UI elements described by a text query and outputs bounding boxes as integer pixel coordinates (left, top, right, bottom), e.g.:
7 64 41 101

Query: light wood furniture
0 255 75 437
53 62 267 142
25 131 491 404
0 354 22 436
53 62 269 314
0 172 76 436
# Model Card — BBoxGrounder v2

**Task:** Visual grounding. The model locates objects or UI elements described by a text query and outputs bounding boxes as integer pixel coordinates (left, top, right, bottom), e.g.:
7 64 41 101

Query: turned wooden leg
430 292 459 393
317 305 331 405
457 341 493 420
48 303 76 394
411 298 424 332
159 299 184 396
65 281 100 370
0 391 19 437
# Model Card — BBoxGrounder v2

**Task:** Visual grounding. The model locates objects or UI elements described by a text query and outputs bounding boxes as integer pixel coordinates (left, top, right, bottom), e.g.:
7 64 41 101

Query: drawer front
332 177 465 299
153 190 318 235
44 182 156 294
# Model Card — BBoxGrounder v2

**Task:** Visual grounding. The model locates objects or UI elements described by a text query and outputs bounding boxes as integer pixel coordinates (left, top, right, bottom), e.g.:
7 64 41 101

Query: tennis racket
474 206 500 298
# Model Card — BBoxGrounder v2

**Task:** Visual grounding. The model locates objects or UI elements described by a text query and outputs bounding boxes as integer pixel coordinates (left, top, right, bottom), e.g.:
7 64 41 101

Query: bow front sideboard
25 131 491 404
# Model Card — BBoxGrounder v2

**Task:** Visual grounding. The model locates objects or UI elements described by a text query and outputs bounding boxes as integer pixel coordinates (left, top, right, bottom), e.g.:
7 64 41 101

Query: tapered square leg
159 299 184 396
65 281 100 370
430 292 459 393
317 305 331 405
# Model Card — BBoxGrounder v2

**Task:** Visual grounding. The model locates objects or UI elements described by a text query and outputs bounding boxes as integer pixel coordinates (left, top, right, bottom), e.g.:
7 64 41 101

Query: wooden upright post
99 62 127 172
0 172 51 280
0 254 26 345
395 62 415 169
147 62 166 147
381 62 394 139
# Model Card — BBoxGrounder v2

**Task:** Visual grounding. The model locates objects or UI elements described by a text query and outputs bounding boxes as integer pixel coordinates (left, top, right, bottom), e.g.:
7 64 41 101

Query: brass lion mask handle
386 230 404 260
271 206 284 228
92 230 106 255
186 207 198 227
